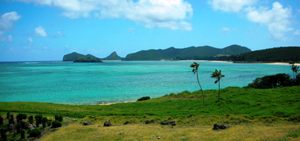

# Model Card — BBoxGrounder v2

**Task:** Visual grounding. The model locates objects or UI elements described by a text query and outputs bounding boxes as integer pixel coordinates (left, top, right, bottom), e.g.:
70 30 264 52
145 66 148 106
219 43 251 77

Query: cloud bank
20 0 193 30
209 0 292 40
35 26 47 37
0 11 20 41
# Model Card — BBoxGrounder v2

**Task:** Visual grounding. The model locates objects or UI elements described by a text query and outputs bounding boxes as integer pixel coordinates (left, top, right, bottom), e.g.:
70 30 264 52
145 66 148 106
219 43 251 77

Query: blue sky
0 0 300 61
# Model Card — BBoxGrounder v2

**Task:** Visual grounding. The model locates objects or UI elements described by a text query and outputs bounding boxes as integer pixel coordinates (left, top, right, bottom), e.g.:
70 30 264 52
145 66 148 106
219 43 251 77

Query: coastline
97 100 135 106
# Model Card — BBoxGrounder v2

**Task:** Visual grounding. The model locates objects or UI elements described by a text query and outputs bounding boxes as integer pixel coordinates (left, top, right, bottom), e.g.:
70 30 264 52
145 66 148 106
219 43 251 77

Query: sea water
0 61 291 104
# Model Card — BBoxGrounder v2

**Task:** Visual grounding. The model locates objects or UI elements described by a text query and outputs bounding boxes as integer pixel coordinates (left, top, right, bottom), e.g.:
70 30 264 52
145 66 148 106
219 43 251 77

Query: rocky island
63 52 102 63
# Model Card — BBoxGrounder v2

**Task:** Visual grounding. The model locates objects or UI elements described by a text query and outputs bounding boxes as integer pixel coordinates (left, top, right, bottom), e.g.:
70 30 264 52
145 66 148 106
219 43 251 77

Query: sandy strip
262 62 300 66
97 100 135 106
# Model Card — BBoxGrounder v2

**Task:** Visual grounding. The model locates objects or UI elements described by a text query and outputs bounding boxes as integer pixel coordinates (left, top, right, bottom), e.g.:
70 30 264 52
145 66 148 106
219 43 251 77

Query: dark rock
137 96 151 101
83 121 92 126
123 121 130 125
103 121 112 127
160 120 176 126
213 123 230 130
144 120 155 124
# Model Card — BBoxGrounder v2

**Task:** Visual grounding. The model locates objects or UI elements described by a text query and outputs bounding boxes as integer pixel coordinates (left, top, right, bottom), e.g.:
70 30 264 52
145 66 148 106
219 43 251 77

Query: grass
40 123 300 141
0 86 300 140
0 86 299 119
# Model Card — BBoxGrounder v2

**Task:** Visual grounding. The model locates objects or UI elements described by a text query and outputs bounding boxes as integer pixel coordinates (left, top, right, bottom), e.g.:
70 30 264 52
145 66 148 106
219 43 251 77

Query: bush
42 117 48 128
35 115 43 127
16 113 27 121
0 128 7 141
248 73 293 89
28 116 34 124
55 115 63 122
0 116 3 126
51 120 62 128
296 74 300 85
28 128 41 137
137 96 151 101
8 115 14 124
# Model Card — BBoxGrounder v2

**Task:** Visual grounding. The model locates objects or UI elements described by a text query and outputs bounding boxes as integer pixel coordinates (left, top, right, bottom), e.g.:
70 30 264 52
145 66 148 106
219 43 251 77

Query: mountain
63 52 85 61
63 52 102 63
124 45 251 60
221 47 300 62
104 51 122 60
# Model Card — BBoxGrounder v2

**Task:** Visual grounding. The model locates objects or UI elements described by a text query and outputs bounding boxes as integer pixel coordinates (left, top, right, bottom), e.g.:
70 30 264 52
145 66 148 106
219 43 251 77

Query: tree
291 63 299 79
211 69 225 102
190 62 204 104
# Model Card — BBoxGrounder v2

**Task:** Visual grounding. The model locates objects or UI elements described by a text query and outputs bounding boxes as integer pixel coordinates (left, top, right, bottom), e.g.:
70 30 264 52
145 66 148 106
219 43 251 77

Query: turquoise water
0 61 291 104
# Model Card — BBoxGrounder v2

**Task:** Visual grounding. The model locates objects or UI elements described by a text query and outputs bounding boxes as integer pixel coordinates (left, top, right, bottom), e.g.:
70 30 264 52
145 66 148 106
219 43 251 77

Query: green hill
63 52 102 63
63 52 86 61
103 51 122 60
74 54 102 63
220 47 300 62
1 86 299 141
124 45 251 60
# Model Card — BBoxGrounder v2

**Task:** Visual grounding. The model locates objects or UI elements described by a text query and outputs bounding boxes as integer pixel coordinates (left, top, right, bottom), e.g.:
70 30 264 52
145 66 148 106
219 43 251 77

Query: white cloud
19 0 192 30
35 26 47 37
210 0 256 12
246 2 292 40
221 27 231 32
0 11 20 41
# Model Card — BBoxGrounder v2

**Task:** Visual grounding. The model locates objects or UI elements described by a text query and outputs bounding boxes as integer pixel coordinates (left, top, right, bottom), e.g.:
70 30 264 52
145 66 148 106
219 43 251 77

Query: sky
0 0 300 61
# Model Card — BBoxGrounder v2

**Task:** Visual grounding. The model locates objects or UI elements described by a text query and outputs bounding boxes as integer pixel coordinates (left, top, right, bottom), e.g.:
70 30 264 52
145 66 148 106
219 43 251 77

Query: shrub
16 113 27 122
296 74 300 85
0 128 7 141
248 73 293 89
35 115 43 127
8 115 14 125
6 112 10 119
137 96 151 101
42 117 48 128
28 128 41 137
28 116 34 124
0 116 3 126
21 129 25 139
55 115 63 122
47 119 52 126
51 120 62 128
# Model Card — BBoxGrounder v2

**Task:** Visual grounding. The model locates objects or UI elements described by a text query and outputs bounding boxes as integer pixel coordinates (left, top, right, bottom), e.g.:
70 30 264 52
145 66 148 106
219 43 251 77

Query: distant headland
63 45 300 63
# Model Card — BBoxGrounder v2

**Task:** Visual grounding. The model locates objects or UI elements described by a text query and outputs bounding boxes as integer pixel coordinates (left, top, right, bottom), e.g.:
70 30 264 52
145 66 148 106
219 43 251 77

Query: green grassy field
0 86 300 140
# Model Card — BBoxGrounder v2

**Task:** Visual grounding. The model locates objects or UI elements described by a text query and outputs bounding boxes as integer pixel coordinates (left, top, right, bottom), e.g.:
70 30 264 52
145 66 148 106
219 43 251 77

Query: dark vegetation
218 47 300 62
248 63 300 89
63 52 102 63
73 54 102 63
125 45 251 60
0 113 63 141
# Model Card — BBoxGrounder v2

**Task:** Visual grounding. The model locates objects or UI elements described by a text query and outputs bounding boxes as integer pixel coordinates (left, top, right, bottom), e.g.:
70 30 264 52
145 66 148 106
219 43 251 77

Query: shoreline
97 100 135 106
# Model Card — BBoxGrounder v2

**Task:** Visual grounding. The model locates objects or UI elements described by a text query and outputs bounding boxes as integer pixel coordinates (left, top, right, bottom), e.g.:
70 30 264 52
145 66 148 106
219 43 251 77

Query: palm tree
211 69 225 102
291 63 299 79
190 62 204 104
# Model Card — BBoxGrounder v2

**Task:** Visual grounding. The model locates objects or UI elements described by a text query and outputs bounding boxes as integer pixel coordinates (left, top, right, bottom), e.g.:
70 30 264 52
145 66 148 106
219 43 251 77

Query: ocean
0 61 291 104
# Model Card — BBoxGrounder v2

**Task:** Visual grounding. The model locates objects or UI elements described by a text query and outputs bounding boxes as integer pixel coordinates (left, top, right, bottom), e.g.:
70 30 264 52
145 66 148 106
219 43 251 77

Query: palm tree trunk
196 72 204 105
218 81 220 102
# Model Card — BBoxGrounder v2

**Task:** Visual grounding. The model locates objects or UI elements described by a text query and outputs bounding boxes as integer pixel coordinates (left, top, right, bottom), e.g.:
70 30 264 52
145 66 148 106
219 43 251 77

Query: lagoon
0 61 291 104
